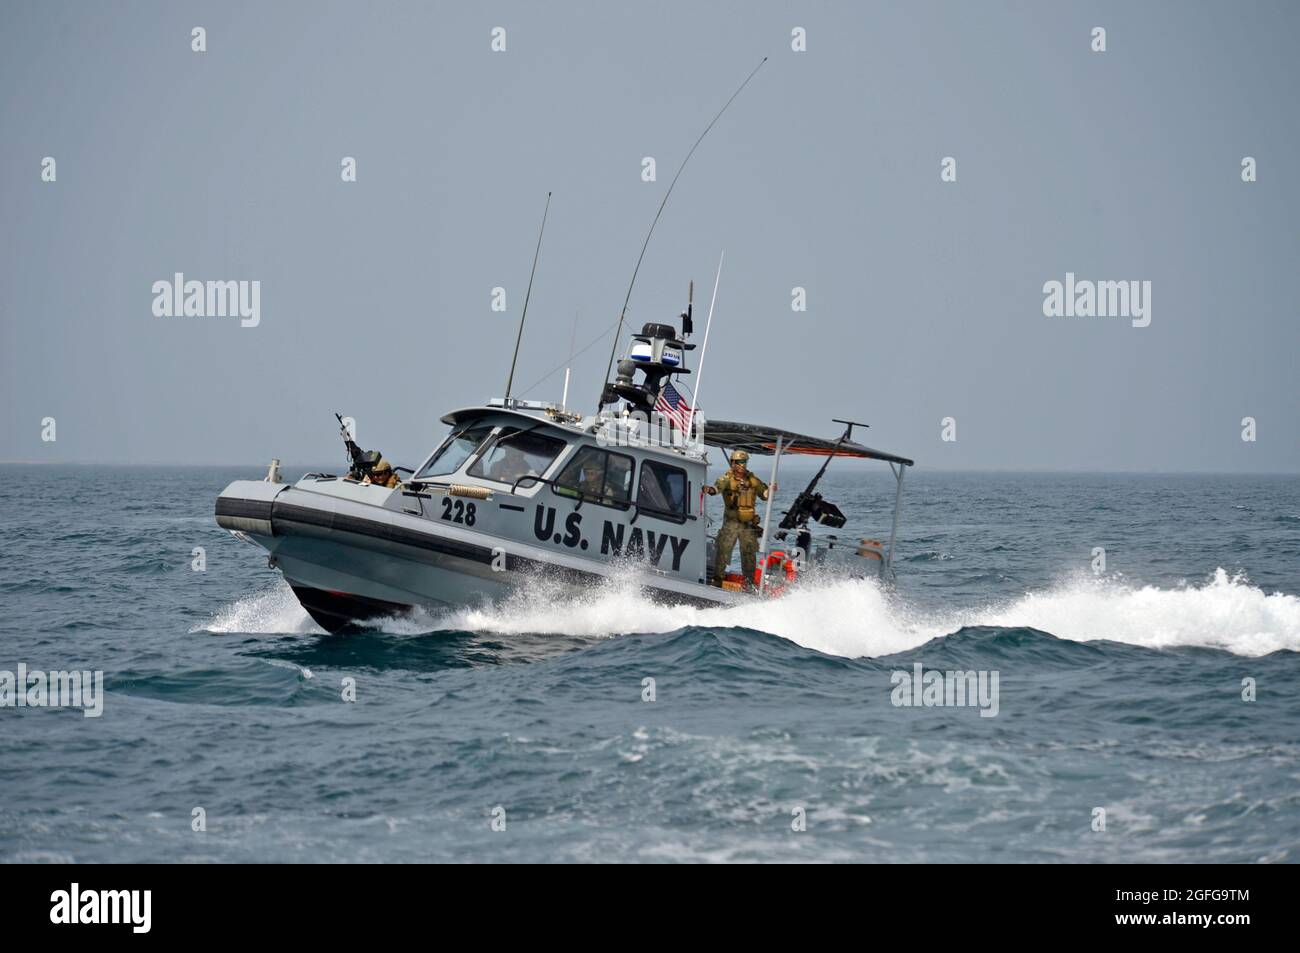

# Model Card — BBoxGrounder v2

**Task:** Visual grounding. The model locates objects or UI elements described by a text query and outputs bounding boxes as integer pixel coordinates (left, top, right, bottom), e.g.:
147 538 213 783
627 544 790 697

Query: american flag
654 381 695 433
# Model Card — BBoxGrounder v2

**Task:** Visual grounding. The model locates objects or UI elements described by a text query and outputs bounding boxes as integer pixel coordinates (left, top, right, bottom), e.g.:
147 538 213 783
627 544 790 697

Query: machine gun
774 420 859 556
779 484 848 533
335 413 381 480
778 461 848 533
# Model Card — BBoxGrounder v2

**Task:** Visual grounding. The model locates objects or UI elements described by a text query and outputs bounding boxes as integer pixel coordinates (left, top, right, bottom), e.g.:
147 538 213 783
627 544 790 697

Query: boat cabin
402 400 713 583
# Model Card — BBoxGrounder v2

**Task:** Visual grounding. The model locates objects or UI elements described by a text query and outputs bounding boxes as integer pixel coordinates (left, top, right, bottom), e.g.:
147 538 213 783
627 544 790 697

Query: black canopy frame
700 419 914 467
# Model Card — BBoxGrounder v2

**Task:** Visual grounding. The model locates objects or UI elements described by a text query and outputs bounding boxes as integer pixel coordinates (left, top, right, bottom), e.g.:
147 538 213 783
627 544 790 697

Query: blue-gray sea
2 465 1298 863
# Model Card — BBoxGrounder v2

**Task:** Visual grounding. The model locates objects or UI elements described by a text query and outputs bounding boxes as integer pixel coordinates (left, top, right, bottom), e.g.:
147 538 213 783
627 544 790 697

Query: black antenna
598 56 768 409
504 191 552 402
831 417 870 441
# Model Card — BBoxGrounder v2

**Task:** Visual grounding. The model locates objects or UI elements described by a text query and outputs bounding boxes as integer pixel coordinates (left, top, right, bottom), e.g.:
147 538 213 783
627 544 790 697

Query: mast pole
561 310 579 411
504 191 551 403
597 57 767 409
690 250 724 441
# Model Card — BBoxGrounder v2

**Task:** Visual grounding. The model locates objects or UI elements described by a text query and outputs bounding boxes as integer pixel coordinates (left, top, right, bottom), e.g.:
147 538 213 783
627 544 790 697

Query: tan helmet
373 458 392 474
729 450 749 465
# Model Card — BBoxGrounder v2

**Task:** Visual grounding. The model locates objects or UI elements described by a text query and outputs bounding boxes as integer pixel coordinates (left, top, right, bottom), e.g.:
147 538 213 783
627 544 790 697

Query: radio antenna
597 56 767 409
561 310 580 411
504 190 552 402
689 250 724 440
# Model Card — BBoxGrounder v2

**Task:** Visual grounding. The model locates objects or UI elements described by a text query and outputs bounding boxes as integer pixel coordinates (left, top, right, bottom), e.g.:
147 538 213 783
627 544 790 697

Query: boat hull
288 584 413 632
216 479 739 632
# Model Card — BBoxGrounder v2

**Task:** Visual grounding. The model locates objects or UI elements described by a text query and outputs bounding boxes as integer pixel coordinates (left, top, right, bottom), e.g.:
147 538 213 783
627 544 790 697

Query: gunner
704 450 776 589
364 458 401 489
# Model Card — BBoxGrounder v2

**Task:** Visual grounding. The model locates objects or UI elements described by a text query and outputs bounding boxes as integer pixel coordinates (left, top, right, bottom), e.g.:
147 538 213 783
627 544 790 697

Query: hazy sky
2 1 1297 471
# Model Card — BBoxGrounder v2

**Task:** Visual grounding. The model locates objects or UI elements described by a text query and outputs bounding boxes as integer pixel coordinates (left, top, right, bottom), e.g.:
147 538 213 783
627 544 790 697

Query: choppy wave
11 467 1300 863
199 567 1300 659
980 569 1300 657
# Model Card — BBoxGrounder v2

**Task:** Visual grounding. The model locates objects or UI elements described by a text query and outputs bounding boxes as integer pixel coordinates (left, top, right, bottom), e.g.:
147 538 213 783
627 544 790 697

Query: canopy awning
701 419 914 467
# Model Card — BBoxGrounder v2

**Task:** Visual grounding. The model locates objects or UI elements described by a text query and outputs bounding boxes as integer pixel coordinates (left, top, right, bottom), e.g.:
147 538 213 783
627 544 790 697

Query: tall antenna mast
561 310 580 411
597 56 767 409
690 250 724 440
504 191 552 402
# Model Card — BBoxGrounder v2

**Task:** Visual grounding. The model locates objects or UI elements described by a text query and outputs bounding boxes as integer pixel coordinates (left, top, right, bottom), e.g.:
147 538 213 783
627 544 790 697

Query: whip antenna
598 56 767 409
504 190 552 402
561 310 580 411
689 250 724 440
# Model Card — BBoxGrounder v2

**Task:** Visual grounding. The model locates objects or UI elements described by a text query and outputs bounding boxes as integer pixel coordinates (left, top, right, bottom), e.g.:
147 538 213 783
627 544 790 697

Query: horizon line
1 460 1297 477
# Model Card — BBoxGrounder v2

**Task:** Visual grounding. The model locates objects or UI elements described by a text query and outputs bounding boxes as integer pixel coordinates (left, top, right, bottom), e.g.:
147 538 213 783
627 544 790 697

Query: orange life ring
754 550 798 594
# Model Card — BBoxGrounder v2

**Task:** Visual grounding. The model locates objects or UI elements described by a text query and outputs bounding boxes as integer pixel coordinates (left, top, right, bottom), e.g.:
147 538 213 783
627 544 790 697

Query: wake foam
981 569 1300 657
430 567 1300 659
198 569 1300 658
196 583 321 635
430 569 938 656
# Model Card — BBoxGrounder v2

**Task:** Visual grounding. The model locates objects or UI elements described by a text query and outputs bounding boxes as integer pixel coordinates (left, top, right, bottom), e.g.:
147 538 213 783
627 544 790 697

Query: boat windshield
467 428 566 486
416 425 493 479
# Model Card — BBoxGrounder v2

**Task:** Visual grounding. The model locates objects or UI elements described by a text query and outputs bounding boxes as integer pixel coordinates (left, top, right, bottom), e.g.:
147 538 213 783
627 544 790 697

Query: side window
468 429 566 486
638 460 688 520
553 446 634 506
607 454 634 501
416 425 493 479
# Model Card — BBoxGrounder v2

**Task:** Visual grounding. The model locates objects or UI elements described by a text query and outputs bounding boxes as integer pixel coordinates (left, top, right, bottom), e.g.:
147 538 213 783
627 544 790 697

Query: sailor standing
705 450 776 589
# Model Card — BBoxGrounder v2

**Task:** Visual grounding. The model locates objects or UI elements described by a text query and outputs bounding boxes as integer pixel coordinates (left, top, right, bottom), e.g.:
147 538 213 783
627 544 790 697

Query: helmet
729 450 749 464
372 458 392 474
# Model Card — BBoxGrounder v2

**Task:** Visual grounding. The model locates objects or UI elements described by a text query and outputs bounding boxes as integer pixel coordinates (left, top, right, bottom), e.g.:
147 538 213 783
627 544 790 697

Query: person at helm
364 458 401 489
555 457 607 500
576 459 606 499
704 449 776 589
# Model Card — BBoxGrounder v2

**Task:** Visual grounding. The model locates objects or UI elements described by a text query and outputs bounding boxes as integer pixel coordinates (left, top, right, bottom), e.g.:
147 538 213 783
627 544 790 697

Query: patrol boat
214 315 914 632
215 60 914 631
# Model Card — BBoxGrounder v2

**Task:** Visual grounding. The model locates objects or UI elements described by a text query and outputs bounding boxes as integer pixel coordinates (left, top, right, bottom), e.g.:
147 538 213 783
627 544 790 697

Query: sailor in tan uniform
704 450 775 588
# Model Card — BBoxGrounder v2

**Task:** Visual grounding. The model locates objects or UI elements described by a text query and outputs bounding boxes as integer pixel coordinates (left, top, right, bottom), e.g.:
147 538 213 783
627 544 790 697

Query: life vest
753 550 798 595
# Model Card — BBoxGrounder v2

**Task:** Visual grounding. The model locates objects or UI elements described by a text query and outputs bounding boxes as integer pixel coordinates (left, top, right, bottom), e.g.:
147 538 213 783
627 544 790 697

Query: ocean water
1 464 1298 863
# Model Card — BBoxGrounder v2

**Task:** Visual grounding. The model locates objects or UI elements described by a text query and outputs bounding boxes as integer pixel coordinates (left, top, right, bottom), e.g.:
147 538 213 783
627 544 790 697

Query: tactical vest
719 472 761 525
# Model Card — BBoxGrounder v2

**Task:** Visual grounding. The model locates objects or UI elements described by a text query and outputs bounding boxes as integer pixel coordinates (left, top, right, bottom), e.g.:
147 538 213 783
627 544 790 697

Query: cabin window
552 446 633 506
415 425 493 479
637 460 689 520
468 428 566 486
